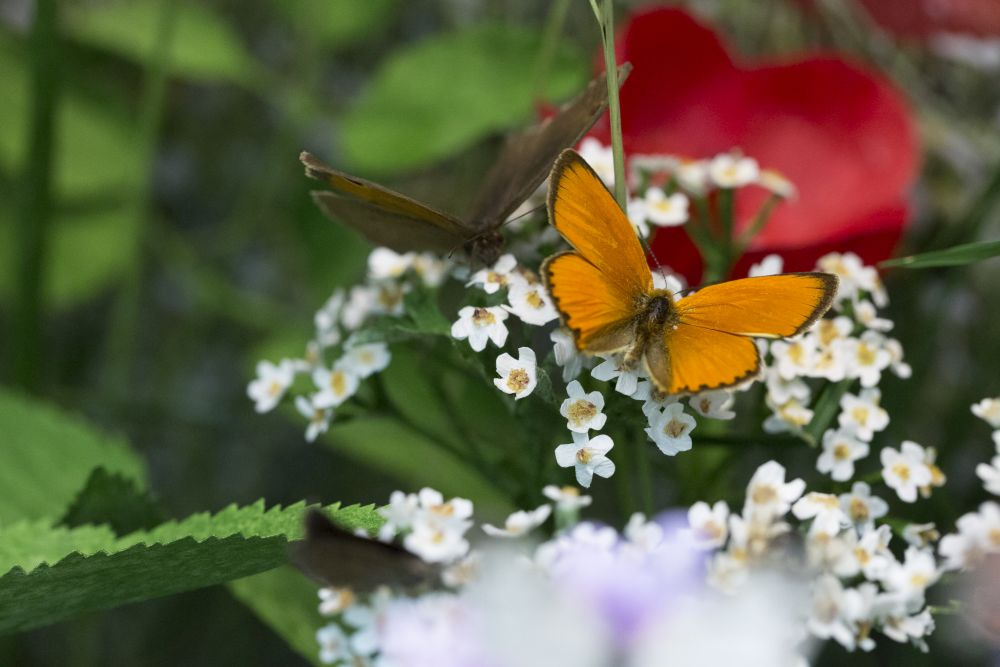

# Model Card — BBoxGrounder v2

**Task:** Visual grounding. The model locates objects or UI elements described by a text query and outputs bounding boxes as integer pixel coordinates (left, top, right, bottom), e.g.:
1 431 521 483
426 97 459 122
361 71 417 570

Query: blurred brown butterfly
292 509 437 592
300 65 631 264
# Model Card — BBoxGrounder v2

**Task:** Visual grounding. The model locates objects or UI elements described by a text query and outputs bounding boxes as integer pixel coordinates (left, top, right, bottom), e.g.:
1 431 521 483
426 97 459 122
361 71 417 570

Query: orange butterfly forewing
542 149 838 395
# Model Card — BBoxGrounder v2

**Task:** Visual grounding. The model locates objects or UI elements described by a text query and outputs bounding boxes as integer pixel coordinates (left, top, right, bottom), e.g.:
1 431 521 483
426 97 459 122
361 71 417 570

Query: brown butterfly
292 509 437 592
300 65 631 264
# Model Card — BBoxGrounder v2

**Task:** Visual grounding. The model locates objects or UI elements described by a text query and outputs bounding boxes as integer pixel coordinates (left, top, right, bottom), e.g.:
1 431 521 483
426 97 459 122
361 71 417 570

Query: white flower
770 335 817 380
686 500 730 549
792 492 849 536
763 367 810 406
318 587 355 616
749 254 783 277
341 343 391 378
591 353 644 395
939 502 1000 570
542 485 593 511
881 608 935 650
839 482 889 526
807 575 857 650
833 524 893 580
314 289 345 347
882 547 939 604
483 505 552 538
467 253 518 294
404 522 470 563
884 337 912 378
643 188 689 227
902 522 940 548
675 159 710 194
504 281 558 326
854 299 893 332
708 152 760 188
554 432 615 488
311 363 360 409
816 428 870 482
341 285 375 330
977 453 1000 495
689 389 735 420
559 380 607 432
838 389 889 442
316 623 352 664
816 252 868 304
624 512 665 552
881 441 933 503
762 397 814 433
378 491 419 537
493 347 537 400
247 360 295 413
757 169 796 198
972 397 1000 428
651 267 686 294
451 306 509 352
295 395 332 442
846 331 892 387
813 315 853 348
645 403 696 456
628 196 651 238
412 253 448 287
745 461 806 519
578 137 616 185
368 247 414 280
550 328 584 382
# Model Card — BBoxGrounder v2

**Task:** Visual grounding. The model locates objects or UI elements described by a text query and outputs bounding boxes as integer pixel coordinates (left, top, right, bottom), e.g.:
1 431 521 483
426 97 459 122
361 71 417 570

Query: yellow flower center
567 400 597 427
856 343 877 366
329 371 347 396
267 380 283 397
751 485 777 505
506 368 530 393
663 418 687 438
576 448 593 464
473 308 496 326
833 443 852 461
525 291 545 309
849 498 869 522
817 320 841 346
854 547 871 565
851 406 870 424
487 271 506 286
892 463 911 482
787 342 805 364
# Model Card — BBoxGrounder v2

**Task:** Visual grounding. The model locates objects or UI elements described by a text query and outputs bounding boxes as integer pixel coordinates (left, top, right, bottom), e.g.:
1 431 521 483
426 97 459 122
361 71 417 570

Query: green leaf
229 566 324 666
880 239 1000 269
0 501 380 634
403 287 451 336
0 388 146 523
804 379 854 446
340 23 587 176
276 0 397 50
64 0 258 84
60 468 164 535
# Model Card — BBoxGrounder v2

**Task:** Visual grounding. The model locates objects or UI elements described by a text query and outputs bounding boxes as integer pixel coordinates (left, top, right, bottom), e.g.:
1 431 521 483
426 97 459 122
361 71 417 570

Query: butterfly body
543 149 838 395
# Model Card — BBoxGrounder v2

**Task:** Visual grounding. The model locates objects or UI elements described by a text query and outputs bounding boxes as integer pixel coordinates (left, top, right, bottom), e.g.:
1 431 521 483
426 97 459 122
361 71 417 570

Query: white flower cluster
690 460 940 654
247 248 447 441
578 138 795 239
937 399 1000 570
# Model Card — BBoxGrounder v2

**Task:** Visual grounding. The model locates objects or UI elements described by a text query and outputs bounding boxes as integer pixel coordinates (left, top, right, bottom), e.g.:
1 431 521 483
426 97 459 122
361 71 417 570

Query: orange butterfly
542 150 838 395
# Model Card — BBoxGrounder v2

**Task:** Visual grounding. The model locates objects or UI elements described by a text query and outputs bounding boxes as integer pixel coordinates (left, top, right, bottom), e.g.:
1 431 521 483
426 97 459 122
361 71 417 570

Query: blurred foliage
0 0 998 664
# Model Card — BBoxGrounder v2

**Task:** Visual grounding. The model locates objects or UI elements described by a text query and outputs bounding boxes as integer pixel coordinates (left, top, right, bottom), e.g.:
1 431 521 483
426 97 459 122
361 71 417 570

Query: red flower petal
859 0 1000 39
592 7 919 282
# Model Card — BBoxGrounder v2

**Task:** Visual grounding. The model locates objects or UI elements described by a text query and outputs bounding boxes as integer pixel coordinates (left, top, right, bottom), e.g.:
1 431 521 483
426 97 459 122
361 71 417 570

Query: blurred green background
1 0 999 664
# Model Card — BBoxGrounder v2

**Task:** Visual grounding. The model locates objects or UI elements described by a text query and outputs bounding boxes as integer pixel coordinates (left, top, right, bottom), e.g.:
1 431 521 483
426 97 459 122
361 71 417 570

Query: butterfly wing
292 510 437 592
301 152 473 254
467 65 632 228
645 324 760 395
675 273 839 338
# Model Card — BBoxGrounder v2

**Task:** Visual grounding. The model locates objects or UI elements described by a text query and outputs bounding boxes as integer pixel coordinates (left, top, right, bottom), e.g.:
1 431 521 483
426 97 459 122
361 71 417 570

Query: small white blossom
977 452 1000 496
763 367 810 405
708 152 760 188
341 343 391 378
883 337 912 378
643 188 689 227
554 432 615 488
378 491 419 537
247 360 295 413
817 428 870 482
881 608 935 650
483 505 552 538
972 397 1000 428
686 500 730 549
675 159 710 194
939 502 1000 569
854 299 893 332
645 403 696 456
902 522 940 548
451 306 509 352
688 389 736 420
881 441 933 503
405 521 471 563
839 482 889 526
807 575 857 650
793 492 849 536
624 512 665 552
816 252 869 304
745 461 806 519
504 281 558 325
632 379 679 419
762 397 814 433
578 137 616 185
466 254 518 294
368 247 414 280
318 587 355 616
542 485 592 511
882 547 939 604
559 380 607 433
838 389 889 442
295 395 332 442
846 331 892 388
757 169 796 198
312 363 360 409
591 353 644 396
550 328 584 382
316 623 352 664
749 254 783 277
493 347 537 400
833 524 893 580
314 290 345 346
412 253 448 287
770 335 817 380
628 196 652 238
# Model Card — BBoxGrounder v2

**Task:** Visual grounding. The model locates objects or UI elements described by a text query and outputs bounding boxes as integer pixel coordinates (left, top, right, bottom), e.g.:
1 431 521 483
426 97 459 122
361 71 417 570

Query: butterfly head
463 230 505 266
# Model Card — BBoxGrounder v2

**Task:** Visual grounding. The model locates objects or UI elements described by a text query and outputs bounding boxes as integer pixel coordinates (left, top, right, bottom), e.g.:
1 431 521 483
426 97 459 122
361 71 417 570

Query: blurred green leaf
340 23 587 176
0 501 379 634
0 389 146 523
60 468 164 535
229 566 324 666
881 239 1000 269
276 0 397 50
64 0 258 84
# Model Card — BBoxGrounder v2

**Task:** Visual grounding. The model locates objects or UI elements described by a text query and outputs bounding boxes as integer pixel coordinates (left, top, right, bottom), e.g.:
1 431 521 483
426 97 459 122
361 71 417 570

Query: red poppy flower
858 0 1000 39
589 7 919 283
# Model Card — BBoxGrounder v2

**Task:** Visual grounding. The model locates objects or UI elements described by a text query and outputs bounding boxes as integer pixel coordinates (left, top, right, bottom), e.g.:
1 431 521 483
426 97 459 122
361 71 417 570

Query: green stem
105 0 177 393
736 193 780 252
591 0 627 212
533 0 571 100
635 441 654 516
717 187 735 274
12 0 59 392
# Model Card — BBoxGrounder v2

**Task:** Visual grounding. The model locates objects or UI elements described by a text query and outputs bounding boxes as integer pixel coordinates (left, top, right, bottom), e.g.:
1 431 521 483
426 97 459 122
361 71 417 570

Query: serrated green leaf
276 0 397 50
403 287 451 335
340 23 587 176
880 239 1000 269
60 468 163 535
64 0 258 85
229 566 324 666
0 501 379 634
0 389 146 523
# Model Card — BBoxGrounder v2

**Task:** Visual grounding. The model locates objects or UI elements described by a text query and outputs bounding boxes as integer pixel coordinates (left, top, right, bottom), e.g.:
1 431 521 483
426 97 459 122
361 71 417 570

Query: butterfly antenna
637 232 671 287
499 203 546 229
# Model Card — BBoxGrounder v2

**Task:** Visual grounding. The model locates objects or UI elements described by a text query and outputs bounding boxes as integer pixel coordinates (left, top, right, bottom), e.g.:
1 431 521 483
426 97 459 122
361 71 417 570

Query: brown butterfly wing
466 63 632 229
292 510 438 592
301 152 473 253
